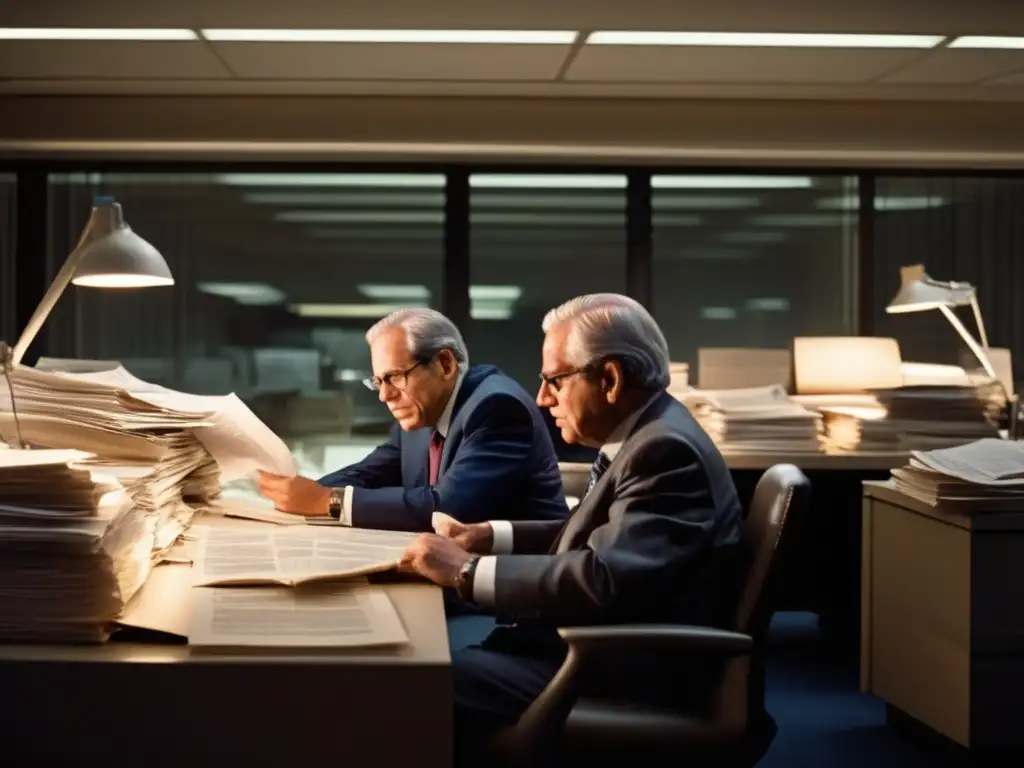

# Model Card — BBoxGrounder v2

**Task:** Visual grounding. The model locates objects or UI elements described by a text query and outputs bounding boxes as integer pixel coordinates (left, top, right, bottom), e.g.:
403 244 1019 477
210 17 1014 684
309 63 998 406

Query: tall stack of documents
0 449 152 642
802 383 1003 453
889 438 1024 512
677 384 823 454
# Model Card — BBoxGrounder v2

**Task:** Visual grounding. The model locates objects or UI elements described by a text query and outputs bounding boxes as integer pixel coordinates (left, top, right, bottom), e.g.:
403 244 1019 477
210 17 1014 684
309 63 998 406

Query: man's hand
257 471 331 516
399 534 474 587
431 512 494 554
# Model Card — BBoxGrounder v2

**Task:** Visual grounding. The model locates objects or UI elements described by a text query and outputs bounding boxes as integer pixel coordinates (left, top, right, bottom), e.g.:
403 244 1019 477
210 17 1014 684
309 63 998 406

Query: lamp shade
69 198 173 288
885 264 974 314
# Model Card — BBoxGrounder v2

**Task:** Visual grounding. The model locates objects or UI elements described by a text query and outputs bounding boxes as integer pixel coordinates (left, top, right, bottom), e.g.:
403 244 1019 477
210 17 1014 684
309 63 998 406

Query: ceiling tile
0 41 231 79
881 49 1024 84
566 47 927 83
210 42 571 80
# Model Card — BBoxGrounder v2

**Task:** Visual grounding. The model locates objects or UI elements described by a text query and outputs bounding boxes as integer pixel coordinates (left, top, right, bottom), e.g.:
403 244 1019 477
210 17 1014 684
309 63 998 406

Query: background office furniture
0 581 452 767
495 463 810 767
861 482 1024 754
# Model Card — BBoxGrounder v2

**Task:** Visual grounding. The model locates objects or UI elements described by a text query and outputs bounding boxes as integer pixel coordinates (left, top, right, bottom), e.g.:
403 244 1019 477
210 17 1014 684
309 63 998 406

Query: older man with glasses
258 307 567 532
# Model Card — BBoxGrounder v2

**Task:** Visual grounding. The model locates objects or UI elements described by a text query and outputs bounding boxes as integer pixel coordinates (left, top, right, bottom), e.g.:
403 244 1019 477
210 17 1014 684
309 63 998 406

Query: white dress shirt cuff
472 556 498 607
340 485 354 526
488 520 514 554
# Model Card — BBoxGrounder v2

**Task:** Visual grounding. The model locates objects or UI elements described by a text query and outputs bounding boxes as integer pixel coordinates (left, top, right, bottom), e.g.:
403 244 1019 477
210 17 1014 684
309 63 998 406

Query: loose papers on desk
191 524 418 587
677 384 823 454
889 438 1024 512
188 582 409 651
0 449 153 642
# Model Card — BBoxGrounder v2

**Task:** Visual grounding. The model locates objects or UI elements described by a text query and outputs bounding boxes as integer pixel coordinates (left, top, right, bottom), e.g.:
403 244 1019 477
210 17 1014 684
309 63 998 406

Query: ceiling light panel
653 176 813 189
586 32 944 48
201 29 577 44
948 36 1024 49
0 28 198 40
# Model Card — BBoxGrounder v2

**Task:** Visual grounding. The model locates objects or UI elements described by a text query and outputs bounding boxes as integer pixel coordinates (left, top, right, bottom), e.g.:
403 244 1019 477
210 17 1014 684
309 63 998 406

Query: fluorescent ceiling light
948 36 1024 49
471 306 514 320
746 297 790 312
218 173 446 188
202 29 576 44
650 213 705 227
198 281 285 305
358 284 431 301
470 285 522 301
700 307 737 321
277 211 444 224
817 195 948 211
290 303 408 318
244 192 444 207
471 174 627 190
472 212 626 226
0 28 198 40
653 175 813 189
654 195 761 210
587 31 944 48
750 213 849 227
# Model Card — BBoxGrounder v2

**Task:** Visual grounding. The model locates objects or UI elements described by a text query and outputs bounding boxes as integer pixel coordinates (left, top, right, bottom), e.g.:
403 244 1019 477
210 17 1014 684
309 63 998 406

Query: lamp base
0 341 26 449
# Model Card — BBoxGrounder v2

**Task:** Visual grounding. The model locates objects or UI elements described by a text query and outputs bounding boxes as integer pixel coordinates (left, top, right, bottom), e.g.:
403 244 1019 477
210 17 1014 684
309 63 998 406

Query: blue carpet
448 611 961 766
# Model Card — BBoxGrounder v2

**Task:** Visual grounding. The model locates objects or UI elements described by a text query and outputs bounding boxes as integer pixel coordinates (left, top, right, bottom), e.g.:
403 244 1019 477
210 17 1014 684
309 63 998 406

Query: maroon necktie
428 430 445 485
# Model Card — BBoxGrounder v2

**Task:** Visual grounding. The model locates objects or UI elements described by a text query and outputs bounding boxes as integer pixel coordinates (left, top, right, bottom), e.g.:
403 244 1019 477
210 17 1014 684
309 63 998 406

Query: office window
873 177 1024 386
0 174 14 345
652 174 858 386
467 173 628 391
46 172 445 468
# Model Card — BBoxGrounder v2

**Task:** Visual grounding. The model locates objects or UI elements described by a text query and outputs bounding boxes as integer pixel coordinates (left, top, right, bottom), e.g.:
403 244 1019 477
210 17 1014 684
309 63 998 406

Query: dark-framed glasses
363 361 426 392
538 367 586 392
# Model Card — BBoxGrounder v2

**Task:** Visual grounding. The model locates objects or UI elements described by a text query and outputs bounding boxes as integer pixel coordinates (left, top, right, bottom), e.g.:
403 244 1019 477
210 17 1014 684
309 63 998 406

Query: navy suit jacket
319 365 568 532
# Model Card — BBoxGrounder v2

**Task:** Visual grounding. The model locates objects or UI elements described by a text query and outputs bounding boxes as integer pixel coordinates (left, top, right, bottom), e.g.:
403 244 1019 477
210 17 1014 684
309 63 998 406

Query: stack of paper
0 449 153 642
890 438 1024 512
676 384 823 454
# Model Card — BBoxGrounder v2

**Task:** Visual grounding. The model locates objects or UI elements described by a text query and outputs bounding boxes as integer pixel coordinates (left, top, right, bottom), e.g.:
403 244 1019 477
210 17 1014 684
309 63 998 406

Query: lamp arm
939 304 997 379
969 294 990 349
10 222 95 368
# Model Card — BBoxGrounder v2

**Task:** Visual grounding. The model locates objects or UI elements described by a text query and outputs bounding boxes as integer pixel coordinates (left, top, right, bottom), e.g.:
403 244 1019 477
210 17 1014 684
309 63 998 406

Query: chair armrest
558 624 753 657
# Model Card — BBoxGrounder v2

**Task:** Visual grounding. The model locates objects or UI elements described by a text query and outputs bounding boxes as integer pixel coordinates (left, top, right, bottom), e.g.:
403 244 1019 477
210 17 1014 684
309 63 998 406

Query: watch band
327 488 344 520
456 555 481 603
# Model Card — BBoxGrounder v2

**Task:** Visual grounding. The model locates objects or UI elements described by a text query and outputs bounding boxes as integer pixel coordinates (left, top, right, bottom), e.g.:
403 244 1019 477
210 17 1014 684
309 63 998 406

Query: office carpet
447 611 961 766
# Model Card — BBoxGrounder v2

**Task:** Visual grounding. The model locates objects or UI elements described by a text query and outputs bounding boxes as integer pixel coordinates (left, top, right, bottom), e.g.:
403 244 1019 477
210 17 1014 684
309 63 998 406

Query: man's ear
438 350 459 379
601 360 625 404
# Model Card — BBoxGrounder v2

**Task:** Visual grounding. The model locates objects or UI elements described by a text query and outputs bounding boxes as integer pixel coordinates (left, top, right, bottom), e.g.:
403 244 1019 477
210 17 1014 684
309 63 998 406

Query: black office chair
491 463 810 767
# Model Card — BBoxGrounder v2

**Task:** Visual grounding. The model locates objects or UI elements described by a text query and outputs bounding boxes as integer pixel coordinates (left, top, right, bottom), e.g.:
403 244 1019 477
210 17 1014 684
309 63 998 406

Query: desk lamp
0 196 173 447
885 264 995 380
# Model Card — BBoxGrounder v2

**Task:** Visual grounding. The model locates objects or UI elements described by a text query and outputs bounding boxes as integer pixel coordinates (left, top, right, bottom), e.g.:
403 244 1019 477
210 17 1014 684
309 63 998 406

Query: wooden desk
861 482 1024 751
0 581 452 767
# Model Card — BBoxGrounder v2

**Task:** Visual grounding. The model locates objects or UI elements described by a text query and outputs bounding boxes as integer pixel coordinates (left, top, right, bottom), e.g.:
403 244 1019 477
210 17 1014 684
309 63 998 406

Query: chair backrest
712 463 810 732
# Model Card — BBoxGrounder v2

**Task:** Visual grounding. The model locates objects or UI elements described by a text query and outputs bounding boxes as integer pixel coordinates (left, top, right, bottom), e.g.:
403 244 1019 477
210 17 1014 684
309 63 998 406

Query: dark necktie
428 430 445 485
583 451 611 498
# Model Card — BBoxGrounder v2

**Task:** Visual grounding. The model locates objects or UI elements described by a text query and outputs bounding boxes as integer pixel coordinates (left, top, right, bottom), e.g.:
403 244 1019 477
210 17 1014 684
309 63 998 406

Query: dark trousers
450 624 566 765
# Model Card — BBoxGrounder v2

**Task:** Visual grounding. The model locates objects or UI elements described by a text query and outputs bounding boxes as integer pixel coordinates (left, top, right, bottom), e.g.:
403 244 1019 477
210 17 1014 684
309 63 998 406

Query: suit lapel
552 393 675 554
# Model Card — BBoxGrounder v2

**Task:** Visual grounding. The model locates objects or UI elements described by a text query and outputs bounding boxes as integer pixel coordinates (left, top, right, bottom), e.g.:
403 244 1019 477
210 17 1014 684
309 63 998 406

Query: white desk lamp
0 196 173 446
885 264 995 380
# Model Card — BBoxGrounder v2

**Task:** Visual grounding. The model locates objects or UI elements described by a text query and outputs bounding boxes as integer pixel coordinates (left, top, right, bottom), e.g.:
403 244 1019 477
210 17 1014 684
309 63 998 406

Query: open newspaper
191 524 418 587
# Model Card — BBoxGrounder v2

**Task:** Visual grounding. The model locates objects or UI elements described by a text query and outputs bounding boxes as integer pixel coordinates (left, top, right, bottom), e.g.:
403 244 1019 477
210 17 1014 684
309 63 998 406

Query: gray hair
542 293 670 392
366 307 469 372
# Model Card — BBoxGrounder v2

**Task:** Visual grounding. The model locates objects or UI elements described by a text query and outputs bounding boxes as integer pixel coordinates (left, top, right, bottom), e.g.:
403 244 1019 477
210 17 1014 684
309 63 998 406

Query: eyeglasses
363 361 426 392
538 367 586 392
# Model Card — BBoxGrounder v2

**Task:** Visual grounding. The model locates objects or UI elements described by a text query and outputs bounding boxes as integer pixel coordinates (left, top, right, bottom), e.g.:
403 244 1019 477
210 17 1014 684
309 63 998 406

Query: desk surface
864 480 1024 531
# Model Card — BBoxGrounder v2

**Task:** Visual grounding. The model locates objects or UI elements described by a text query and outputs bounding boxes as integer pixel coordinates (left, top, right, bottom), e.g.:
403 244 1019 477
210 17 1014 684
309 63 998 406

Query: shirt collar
436 372 466 438
601 391 663 461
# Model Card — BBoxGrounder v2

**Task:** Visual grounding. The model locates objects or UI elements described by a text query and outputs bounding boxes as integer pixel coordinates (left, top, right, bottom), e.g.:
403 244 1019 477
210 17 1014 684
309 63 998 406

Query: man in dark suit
400 293 745 753
258 308 567 531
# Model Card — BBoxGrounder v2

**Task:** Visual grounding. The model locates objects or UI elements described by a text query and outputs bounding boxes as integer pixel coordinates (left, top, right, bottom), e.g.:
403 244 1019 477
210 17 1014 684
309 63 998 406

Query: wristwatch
455 556 481 603
327 488 344 521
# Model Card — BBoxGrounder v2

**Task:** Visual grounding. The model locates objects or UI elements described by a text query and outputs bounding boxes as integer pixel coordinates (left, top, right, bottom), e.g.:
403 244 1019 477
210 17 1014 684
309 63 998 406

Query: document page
191 525 418 586
188 583 409 650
